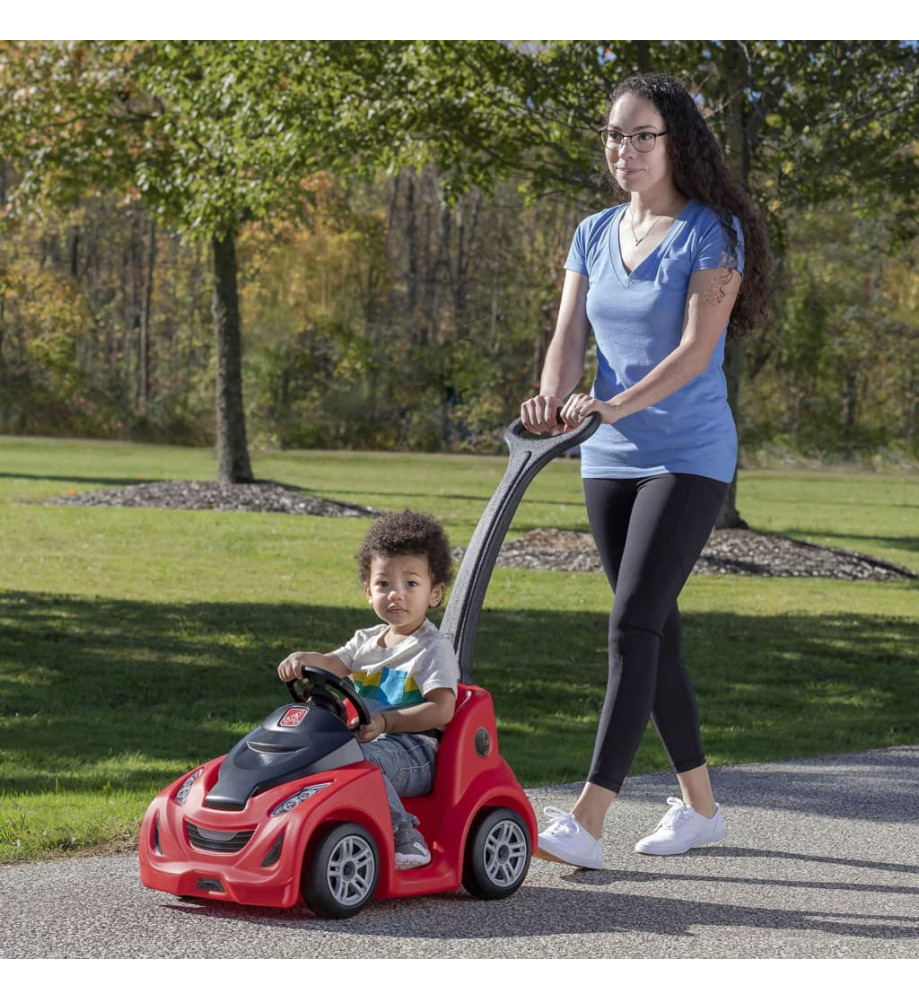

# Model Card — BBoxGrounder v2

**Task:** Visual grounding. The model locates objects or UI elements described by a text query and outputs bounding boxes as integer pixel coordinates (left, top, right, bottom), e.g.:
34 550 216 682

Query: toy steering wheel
285 666 372 729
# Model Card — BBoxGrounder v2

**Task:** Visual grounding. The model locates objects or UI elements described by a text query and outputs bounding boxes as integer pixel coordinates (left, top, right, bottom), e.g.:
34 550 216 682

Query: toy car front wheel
302 822 380 919
462 807 531 900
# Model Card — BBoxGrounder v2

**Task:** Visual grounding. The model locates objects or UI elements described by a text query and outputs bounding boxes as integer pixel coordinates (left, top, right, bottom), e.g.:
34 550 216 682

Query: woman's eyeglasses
599 129 667 152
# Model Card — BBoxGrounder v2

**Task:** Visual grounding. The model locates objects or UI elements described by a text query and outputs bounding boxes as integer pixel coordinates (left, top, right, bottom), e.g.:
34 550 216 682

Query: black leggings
583 474 728 793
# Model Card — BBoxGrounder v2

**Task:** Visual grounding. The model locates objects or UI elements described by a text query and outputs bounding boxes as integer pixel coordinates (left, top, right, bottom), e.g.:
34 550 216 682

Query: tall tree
3 42 326 479
1 40 558 478
0 45 383 477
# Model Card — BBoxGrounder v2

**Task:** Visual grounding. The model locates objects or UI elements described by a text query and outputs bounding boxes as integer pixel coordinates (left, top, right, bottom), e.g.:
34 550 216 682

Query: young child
277 509 458 870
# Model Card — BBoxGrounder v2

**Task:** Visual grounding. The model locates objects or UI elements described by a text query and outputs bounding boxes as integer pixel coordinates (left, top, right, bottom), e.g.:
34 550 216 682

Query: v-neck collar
610 199 696 287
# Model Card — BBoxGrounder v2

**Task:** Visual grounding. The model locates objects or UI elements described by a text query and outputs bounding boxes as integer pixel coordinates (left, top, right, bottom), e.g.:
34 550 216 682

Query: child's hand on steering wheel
357 713 387 742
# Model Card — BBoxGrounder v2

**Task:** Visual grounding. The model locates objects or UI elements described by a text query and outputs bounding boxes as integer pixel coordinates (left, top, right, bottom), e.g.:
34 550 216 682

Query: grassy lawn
1 435 917 862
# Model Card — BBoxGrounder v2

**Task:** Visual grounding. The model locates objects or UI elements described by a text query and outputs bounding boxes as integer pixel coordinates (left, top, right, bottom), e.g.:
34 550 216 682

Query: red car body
139 683 536 911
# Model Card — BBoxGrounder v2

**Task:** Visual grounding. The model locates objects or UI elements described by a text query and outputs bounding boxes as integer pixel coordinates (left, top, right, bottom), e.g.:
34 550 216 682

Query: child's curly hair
356 509 454 593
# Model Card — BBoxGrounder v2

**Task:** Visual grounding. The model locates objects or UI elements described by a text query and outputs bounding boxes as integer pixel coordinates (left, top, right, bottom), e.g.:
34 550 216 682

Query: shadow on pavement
163 879 919 942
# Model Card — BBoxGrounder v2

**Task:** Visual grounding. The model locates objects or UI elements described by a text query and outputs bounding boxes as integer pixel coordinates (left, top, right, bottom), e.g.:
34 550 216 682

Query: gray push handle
440 414 600 684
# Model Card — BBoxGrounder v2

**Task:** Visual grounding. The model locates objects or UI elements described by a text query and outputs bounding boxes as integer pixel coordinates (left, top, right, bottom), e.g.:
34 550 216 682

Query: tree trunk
139 216 157 412
844 369 858 456
405 170 418 317
715 40 752 530
212 230 253 484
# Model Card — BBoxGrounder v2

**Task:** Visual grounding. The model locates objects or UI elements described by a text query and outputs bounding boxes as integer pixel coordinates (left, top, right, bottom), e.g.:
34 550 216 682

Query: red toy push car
139 416 598 918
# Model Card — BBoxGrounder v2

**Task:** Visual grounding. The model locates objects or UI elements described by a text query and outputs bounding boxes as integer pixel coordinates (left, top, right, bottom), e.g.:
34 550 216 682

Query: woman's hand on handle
520 393 565 434
559 392 619 427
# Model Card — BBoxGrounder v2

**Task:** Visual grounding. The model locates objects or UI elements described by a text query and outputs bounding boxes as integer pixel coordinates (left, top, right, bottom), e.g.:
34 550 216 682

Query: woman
520 73 770 867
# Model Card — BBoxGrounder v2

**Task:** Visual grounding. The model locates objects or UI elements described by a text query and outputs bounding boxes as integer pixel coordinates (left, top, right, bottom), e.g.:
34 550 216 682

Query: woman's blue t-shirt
565 199 744 484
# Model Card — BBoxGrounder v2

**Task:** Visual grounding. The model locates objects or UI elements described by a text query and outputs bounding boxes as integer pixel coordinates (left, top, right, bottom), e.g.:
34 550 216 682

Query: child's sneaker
536 806 603 869
634 797 725 855
394 830 432 870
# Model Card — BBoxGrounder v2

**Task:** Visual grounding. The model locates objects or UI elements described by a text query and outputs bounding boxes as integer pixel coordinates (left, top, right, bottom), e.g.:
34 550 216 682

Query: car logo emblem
279 707 308 727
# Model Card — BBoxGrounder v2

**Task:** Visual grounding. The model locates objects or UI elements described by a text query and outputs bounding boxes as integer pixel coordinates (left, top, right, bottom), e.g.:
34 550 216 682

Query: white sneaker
536 806 603 869
634 797 725 856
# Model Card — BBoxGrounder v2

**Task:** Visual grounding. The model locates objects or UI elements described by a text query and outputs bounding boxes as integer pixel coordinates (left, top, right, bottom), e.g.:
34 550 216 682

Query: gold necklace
627 207 668 247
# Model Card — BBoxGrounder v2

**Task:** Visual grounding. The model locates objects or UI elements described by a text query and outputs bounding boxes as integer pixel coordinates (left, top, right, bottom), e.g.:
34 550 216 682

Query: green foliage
744 206 918 458
2 41 918 463
3 42 328 236
741 41 918 220
238 172 584 453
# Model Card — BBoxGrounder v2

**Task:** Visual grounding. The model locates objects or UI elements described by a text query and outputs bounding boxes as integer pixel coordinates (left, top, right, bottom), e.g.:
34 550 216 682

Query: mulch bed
45 480 915 582
487 527 916 582
45 479 378 519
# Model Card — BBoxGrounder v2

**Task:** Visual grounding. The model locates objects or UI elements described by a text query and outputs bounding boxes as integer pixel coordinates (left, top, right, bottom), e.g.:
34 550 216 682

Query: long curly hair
606 74 771 338
356 509 453 597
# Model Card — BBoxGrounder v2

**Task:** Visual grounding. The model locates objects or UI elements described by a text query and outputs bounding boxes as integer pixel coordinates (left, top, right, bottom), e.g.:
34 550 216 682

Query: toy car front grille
185 821 255 853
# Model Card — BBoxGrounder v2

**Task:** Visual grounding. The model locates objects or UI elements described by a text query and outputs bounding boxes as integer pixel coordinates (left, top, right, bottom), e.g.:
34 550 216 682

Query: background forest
1 40 917 469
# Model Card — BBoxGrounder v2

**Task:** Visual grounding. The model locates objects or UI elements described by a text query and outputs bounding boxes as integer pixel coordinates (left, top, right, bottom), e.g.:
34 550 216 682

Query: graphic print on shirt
351 667 426 710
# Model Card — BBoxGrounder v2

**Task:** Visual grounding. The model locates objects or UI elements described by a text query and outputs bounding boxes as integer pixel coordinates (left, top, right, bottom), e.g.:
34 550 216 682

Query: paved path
2 746 917 959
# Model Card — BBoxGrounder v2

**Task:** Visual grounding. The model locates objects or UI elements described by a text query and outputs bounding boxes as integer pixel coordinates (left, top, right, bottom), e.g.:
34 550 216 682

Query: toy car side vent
151 814 162 855
185 821 255 854
260 833 285 867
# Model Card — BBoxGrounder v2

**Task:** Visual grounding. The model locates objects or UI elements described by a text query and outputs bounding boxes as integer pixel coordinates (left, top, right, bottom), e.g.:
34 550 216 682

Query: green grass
1 436 917 862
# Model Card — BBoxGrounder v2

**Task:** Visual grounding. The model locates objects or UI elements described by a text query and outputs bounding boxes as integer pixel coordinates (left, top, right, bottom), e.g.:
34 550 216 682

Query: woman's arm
520 271 591 433
561 267 741 426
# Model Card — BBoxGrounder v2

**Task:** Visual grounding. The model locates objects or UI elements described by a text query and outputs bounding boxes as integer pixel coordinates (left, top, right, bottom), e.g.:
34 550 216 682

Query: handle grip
504 412 601 462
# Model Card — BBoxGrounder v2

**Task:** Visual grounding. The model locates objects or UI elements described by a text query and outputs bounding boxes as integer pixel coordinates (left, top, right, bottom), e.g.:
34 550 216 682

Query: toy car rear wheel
462 807 531 900
302 822 380 919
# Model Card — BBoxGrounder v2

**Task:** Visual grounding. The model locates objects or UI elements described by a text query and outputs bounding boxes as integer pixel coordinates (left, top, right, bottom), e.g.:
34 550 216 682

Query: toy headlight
270 782 330 817
174 768 204 805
